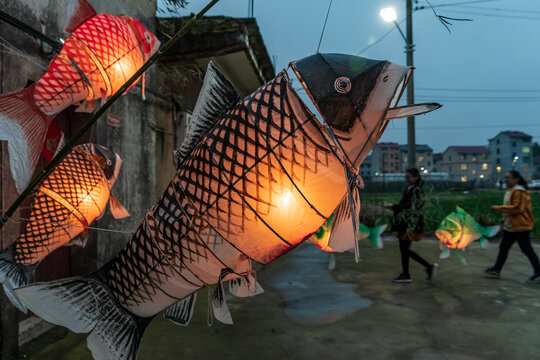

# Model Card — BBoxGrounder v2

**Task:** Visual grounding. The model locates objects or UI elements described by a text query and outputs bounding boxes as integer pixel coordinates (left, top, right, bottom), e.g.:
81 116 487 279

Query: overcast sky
158 0 540 153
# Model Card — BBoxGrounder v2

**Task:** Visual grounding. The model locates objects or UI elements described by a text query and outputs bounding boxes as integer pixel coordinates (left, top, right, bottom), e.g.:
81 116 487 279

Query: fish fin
64 0 97 34
41 121 65 162
327 172 361 256
229 274 264 297
479 237 488 250
75 100 95 113
483 225 501 238
109 193 130 219
100 89 108 104
210 269 233 325
174 61 240 168
15 276 148 360
164 292 197 326
0 251 35 312
439 247 451 259
0 85 53 192
64 233 88 248
385 103 441 120
369 224 387 249
327 253 336 271
456 251 468 265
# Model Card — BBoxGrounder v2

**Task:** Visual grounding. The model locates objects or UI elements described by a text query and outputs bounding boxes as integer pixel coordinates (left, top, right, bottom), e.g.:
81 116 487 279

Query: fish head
435 213 462 248
124 16 160 61
79 144 123 189
290 53 441 170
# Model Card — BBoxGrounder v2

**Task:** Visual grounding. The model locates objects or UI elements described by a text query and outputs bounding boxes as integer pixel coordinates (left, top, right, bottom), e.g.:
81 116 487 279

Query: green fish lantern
436 207 500 261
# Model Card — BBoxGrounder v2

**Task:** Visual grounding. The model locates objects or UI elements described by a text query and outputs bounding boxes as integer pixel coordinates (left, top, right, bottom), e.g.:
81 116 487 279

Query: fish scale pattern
15 147 108 266
34 14 144 115
105 75 338 308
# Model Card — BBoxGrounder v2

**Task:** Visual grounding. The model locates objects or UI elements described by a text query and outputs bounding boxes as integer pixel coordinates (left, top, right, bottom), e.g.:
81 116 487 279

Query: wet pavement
267 245 371 325
21 238 540 360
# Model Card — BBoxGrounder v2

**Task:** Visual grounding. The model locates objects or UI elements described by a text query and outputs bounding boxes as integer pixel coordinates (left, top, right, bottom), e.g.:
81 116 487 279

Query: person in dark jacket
384 168 438 283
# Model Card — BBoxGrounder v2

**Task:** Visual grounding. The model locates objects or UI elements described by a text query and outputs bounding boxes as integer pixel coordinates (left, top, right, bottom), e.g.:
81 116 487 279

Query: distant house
488 131 533 180
400 144 433 172
439 146 491 182
360 155 373 180
534 155 540 179
433 153 443 172
371 142 401 174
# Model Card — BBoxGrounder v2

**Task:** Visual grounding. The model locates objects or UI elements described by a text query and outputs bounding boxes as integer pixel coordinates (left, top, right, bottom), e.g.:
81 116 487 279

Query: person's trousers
494 230 540 274
399 239 431 275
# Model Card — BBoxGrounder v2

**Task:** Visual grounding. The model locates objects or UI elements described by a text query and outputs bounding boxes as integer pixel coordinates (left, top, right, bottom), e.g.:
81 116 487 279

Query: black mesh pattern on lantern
15 147 107 265
104 75 336 308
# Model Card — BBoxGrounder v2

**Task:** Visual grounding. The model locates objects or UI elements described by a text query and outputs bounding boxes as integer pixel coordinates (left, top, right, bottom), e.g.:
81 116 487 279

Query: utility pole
406 0 416 169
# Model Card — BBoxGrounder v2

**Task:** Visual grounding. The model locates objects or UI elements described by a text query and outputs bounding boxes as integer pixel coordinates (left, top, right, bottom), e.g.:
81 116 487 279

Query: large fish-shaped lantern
436 206 500 261
0 0 160 193
0 143 129 312
16 54 441 360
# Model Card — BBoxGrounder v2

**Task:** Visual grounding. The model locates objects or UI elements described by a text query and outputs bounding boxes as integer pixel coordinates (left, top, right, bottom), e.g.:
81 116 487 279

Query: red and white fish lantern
0 0 159 193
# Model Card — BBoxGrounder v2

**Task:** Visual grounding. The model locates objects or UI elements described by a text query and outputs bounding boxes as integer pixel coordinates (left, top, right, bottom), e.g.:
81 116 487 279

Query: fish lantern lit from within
0 0 160 193
16 56 442 360
0 144 128 312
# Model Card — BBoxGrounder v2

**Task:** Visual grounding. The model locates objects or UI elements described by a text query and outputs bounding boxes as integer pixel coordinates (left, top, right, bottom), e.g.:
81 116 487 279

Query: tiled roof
490 131 532 140
400 144 432 152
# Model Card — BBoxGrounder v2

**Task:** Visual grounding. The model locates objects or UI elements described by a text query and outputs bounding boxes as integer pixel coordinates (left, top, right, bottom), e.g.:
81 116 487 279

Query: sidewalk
21 238 540 360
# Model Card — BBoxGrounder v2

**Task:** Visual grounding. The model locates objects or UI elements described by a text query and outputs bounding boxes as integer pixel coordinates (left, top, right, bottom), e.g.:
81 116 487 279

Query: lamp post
380 3 416 169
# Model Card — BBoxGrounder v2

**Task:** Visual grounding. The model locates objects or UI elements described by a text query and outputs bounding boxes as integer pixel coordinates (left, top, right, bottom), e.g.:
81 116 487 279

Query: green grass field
359 189 540 238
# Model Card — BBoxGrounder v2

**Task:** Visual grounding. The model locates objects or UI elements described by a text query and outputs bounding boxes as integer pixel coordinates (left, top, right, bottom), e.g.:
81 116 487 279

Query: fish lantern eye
334 77 352 94
145 32 152 42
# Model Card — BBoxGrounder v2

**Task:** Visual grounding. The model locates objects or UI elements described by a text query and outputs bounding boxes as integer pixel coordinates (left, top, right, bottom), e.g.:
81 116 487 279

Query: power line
440 9 540 21
416 0 500 9
357 18 406 55
455 5 540 14
417 87 540 93
387 123 540 131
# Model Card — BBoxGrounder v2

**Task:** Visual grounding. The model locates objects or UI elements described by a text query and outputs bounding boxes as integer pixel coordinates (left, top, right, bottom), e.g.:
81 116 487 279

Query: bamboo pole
0 0 220 228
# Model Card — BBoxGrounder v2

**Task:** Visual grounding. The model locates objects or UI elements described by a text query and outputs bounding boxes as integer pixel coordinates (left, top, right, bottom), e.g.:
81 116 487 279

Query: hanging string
316 0 333 53
5 215 133 235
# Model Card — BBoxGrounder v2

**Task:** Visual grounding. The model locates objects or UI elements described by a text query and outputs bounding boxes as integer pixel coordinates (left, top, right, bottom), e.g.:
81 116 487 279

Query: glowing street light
380 7 397 22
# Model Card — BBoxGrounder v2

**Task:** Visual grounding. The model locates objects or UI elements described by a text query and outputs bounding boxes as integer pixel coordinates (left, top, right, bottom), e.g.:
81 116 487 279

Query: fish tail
483 225 501 238
369 224 387 249
15 275 150 360
0 249 34 312
0 85 53 192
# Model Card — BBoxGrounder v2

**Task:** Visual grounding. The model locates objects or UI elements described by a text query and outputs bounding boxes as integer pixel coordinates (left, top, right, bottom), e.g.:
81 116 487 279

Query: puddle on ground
268 245 371 325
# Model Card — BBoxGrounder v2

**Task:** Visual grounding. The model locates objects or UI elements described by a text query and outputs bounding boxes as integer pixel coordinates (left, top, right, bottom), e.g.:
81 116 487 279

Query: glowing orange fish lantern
0 0 160 193
0 143 128 311
17 55 441 360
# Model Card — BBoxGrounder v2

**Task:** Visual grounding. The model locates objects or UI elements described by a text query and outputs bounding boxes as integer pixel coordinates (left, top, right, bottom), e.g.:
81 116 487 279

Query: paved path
21 238 540 360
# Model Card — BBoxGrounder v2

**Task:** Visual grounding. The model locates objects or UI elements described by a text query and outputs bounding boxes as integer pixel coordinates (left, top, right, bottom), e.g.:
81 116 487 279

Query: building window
482 163 488 170
496 139 500 144
461 155 466 160
496 149 500 154
497 158 500 164
449 166 452 172
472 169 477 175
461 164 467 170
482 154 487 159
472 156 477 162
512 141 516 147
449 156 452 161
418 156 424 162
461 176 467 182
523 166 531 173
496 166 502 173
524 156 531 163
428 161 431 166
523 146 531 153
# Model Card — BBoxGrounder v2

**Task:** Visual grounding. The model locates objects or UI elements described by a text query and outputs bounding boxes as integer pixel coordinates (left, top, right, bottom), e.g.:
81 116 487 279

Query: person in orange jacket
485 170 540 282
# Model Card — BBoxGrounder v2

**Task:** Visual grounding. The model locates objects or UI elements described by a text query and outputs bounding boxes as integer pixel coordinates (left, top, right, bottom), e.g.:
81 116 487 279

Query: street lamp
380 3 416 169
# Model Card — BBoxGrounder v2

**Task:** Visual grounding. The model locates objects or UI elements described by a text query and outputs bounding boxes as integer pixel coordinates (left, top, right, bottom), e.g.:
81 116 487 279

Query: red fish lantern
0 0 160 193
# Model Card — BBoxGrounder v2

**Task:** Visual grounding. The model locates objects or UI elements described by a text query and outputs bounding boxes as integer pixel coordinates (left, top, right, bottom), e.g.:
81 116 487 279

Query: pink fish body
0 0 160 192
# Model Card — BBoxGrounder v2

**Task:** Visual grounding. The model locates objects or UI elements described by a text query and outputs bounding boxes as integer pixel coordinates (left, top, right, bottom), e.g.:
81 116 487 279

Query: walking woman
385 168 438 283
485 170 540 282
